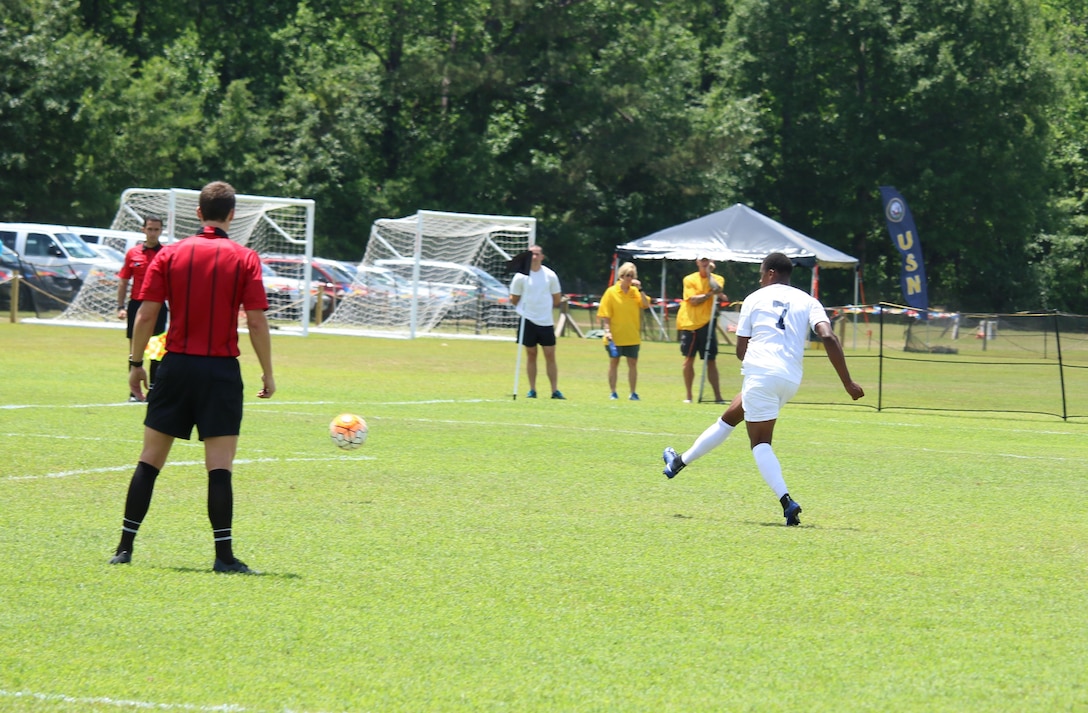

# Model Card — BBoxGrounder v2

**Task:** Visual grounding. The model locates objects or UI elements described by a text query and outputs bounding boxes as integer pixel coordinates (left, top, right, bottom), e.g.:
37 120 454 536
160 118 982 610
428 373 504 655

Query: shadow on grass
670 512 863 531
747 520 863 531
157 565 303 579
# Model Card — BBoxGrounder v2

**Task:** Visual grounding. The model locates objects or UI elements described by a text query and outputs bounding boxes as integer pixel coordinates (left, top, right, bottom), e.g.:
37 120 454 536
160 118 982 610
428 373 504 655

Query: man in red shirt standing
109 181 275 574
117 216 167 401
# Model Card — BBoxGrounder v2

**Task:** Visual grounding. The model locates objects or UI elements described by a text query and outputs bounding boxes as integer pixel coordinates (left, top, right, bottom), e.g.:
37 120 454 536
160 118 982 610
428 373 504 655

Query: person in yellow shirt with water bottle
597 262 651 400
677 255 726 403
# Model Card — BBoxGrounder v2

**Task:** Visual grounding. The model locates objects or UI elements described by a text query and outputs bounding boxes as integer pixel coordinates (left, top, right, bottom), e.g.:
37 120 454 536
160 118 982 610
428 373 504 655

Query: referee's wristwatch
129 358 144 368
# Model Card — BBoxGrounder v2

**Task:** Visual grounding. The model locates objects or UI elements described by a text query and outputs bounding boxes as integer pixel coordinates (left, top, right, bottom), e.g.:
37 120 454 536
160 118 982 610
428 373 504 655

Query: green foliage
0 0 131 223
80 31 221 193
2 0 1087 308
725 0 1058 310
1028 0 1088 310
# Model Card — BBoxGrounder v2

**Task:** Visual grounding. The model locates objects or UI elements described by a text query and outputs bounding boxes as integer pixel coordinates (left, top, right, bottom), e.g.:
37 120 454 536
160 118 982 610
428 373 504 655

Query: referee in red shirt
117 216 167 401
109 181 276 574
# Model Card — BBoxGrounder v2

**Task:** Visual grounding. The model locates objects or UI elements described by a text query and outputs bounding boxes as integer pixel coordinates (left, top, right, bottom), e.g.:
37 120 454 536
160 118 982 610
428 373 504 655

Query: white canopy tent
616 203 860 338
619 203 857 266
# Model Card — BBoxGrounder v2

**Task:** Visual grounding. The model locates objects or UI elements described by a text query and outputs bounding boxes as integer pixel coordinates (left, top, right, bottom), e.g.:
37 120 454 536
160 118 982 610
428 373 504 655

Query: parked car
336 260 420 299
260 262 329 321
0 264 13 308
261 255 354 289
353 264 414 299
72 225 179 254
86 243 127 266
69 226 145 251
372 258 513 326
0 241 82 311
0 222 120 283
261 255 359 318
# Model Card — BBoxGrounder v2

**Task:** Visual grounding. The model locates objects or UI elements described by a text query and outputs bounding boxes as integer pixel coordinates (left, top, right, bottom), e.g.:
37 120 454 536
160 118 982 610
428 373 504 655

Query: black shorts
679 323 718 360
126 299 169 340
517 318 557 348
144 353 244 441
606 343 641 359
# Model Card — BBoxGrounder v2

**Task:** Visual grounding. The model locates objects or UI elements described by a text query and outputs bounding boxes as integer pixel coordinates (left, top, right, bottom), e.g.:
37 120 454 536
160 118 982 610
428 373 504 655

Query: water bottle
607 338 620 358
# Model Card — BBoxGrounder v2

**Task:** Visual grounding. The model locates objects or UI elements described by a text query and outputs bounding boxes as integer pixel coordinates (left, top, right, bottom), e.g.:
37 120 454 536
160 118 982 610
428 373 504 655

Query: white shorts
742 374 800 422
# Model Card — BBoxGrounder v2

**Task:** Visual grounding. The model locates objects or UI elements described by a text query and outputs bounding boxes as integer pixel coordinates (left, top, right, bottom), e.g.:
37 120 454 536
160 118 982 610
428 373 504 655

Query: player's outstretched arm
815 322 864 401
245 309 275 398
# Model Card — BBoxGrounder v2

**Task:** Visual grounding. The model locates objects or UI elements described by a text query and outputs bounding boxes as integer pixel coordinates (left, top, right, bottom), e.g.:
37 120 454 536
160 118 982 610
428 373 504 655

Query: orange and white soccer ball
329 413 368 450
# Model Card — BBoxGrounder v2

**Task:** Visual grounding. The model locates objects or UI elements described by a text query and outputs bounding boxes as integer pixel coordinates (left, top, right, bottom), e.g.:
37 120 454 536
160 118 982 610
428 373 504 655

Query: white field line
0 689 338 713
0 688 246 711
3 456 373 482
1 398 501 411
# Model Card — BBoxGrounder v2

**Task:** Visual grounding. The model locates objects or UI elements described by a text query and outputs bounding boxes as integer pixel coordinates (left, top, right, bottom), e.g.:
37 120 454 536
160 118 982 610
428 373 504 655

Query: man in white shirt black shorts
510 244 565 399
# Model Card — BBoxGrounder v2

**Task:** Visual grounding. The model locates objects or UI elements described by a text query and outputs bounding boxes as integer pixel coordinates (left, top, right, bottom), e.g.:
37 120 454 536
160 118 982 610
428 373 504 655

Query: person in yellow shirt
676 255 726 403
597 262 651 400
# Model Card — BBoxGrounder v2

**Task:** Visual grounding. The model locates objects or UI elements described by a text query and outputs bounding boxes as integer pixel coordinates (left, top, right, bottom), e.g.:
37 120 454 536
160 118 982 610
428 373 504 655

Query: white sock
751 443 788 498
682 419 735 465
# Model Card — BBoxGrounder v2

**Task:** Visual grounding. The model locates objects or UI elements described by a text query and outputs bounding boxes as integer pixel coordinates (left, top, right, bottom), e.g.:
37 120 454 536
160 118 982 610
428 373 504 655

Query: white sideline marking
3 456 373 482
0 400 339 411
0 432 143 442
0 688 246 711
2 398 499 411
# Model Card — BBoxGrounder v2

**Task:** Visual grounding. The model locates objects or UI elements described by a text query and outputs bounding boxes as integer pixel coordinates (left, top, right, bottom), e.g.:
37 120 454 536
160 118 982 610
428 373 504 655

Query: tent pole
659 261 668 340
512 316 525 399
853 266 859 349
697 297 718 403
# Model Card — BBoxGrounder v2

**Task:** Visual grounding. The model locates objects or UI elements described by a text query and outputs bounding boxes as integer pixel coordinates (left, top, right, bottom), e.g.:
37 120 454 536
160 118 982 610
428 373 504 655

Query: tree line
2 0 1086 310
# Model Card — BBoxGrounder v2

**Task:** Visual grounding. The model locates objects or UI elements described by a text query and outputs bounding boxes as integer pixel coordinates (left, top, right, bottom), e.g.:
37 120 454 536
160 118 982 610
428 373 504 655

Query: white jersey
510 266 561 326
736 283 829 384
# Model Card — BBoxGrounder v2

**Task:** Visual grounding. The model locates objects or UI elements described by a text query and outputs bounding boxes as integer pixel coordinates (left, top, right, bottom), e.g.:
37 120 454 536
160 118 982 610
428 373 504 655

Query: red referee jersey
118 242 164 300
141 227 269 357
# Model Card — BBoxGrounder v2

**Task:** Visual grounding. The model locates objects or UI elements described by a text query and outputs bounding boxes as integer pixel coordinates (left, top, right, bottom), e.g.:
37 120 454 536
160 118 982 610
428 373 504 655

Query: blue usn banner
880 186 928 311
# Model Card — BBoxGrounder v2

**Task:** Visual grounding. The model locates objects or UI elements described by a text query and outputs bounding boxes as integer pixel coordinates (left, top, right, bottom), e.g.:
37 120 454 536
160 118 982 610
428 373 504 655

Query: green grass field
1 321 1086 712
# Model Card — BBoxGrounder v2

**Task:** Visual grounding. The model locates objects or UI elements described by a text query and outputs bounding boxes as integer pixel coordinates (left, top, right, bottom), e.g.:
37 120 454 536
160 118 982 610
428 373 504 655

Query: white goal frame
323 210 536 339
55 187 317 332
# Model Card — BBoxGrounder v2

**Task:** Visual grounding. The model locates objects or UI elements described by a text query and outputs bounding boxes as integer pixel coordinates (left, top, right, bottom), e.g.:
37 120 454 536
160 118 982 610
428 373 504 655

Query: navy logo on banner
879 186 928 312
885 197 906 223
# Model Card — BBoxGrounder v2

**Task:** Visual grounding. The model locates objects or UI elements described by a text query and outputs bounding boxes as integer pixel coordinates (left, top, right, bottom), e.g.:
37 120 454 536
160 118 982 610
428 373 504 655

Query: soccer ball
329 413 367 450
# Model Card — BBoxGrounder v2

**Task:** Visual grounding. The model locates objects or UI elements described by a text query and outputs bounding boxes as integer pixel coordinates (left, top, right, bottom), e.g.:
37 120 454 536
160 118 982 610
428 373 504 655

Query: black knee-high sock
117 461 160 553
208 469 234 563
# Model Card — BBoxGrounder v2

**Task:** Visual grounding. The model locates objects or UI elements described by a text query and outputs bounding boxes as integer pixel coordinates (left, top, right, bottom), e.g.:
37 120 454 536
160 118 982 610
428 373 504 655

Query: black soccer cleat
783 500 803 527
109 551 132 564
213 558 257 574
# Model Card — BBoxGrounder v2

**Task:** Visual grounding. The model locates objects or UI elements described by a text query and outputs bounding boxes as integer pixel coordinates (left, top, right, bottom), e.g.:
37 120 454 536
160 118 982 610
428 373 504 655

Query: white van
68 226 148 253
0 222 122 280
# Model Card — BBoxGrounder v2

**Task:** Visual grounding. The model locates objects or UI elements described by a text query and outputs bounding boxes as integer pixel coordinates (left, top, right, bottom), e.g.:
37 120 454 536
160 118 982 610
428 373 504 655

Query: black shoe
784 500 803 526
127 394 143 403
213 558 257 574
109 551 132 564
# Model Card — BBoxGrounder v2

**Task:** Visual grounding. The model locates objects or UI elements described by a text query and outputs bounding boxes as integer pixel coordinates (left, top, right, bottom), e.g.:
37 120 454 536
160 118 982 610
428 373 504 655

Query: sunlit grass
1 322 1086 712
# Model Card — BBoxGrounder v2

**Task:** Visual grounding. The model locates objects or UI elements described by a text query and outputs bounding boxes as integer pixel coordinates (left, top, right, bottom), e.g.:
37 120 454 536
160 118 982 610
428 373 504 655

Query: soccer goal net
55 188 316 329
323 210 535 338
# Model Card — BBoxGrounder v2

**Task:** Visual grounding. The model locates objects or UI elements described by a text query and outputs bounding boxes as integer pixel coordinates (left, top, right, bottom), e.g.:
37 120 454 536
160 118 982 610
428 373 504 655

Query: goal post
55 187 317 331
323 210 536 339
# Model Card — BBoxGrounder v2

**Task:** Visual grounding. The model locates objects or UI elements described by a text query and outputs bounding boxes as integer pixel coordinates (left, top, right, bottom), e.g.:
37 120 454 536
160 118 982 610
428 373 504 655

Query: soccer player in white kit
662 252 865 525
